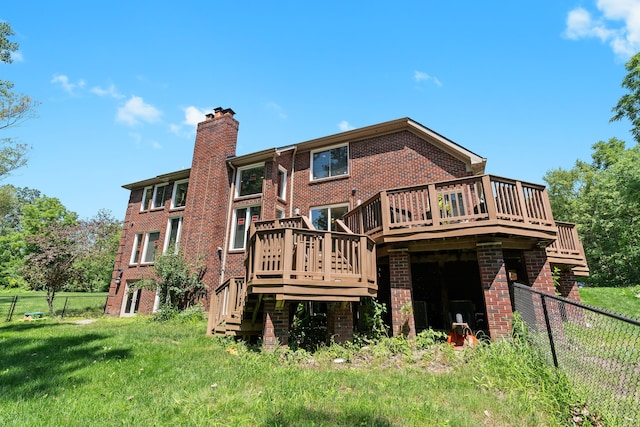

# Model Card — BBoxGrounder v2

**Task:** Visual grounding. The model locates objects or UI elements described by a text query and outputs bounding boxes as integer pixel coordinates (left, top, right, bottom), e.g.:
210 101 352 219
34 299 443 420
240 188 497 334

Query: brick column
389 250 415 338
556 267 581 301
262 300 289 350
477 243 512 339
524 249 555 294
327 302 354 344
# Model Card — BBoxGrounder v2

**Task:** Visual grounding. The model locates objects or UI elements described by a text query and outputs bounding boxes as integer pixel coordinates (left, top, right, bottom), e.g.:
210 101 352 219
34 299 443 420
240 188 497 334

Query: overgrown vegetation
0 316 583 426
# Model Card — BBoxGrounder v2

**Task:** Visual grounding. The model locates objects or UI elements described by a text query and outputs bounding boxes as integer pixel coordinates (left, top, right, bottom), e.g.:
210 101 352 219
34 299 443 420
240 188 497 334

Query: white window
130 233 143 264
142 231 161 264
311 144 349 181
276 166 287 200
276 207 286 219
231 205 261 250
171 180 188 209
236 163 265 198
310 203 349 231
152 184 168 209
164 216 183 254
141 187 153 211
121 282 141 317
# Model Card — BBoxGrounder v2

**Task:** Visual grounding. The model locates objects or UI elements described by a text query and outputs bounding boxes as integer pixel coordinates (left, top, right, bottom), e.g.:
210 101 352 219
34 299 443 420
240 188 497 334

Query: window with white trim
163 216 183 254
130 233 143 264
276 166 287 200
276 207 286 219
231 205 261 250
311 144 348 181
142 231 161 263
236 163 265 198
171 180 188 209
141 187 153 211
152 184 168 209
121 281 141 317
310 203 349 231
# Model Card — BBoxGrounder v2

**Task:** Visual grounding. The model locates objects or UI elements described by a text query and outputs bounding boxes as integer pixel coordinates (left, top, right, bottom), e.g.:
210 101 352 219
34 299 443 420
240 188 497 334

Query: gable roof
229 117 487 175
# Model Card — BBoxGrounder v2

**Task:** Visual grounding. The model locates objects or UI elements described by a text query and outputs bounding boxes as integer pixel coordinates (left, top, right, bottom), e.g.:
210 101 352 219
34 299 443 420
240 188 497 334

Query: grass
0 316 576 427
0 290 108 320
579 285 640 319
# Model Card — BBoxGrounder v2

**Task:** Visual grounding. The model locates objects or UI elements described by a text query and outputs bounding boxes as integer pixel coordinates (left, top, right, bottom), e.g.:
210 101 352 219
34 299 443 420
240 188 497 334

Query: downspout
288 145 298 217
207 161 236 335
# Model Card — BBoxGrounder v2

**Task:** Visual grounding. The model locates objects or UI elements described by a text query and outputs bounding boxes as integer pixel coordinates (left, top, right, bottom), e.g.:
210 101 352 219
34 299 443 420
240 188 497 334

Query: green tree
0 21 37 179
544 139 640 287
71 209 122 292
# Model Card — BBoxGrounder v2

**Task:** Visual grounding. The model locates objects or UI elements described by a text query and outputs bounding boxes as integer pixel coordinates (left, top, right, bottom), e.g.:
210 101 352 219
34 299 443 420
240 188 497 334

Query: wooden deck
342 174 588 272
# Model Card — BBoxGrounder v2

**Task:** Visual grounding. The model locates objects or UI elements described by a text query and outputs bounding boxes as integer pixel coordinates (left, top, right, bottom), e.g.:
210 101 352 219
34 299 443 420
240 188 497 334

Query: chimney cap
213 107 235 118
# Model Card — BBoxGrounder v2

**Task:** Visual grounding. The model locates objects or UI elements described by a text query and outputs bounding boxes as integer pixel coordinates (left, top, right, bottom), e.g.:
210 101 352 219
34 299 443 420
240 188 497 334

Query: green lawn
579 285 640 319
0 291 107 320
0 316 575 427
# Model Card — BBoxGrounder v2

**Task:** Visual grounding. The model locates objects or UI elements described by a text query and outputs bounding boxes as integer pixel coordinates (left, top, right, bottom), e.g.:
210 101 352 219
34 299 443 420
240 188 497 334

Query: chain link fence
1 294 108 321
513 282 640 426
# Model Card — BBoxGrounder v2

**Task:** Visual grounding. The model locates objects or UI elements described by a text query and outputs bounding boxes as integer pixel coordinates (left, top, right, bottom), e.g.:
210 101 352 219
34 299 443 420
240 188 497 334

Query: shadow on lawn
0 322 130 399
261 407 393 427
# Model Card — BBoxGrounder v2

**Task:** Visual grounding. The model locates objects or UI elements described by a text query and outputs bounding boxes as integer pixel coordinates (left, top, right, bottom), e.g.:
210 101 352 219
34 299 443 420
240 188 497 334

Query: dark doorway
411 257 486 333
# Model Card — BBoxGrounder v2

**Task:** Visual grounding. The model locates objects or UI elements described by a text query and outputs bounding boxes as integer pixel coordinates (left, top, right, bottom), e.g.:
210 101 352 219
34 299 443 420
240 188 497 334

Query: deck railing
344 174 555 237
212 276 246 330
246 221 377 300
546 222 589 274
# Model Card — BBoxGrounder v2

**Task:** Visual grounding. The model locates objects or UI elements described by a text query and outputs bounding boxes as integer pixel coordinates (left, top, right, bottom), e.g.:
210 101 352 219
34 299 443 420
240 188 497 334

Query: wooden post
481 175 498 220
515 180 530 224
282 228 293 282
380 190 390 234
427 183 441 227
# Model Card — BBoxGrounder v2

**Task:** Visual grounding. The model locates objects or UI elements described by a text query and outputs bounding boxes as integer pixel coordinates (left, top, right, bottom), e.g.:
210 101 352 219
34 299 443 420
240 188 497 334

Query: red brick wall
556 267 581 301
289 131 471 217
477 244 512 339
524 249 555 294
389 250 416 337
327 302 354 343
105 181 187 316
262 300 290 349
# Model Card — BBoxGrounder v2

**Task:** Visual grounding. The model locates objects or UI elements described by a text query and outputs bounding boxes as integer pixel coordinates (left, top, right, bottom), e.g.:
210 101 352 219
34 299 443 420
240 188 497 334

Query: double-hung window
142 231 161 263
141 187 153 211
130 233 143 264
171 180 188 209
231 206 261 250
152 184 168 209
310 203 349 231
164 216 183 254
276 166 287 200
236 164 264 198
311 144 348 181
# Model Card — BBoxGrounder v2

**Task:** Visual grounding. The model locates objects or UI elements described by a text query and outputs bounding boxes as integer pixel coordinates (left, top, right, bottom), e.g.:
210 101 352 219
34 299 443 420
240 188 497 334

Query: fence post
541 295 559 368
61 296 70 318
6 295 18 321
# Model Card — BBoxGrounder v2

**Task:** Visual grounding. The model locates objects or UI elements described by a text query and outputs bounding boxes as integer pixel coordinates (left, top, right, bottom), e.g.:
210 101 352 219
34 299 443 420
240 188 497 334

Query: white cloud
10 51 23 62
91 84 124 99
51 74 85 94
565 1 640 58
183 106 206 127
414 70 442 87
338 120 355 131
117 96 161 126
266 102 287 119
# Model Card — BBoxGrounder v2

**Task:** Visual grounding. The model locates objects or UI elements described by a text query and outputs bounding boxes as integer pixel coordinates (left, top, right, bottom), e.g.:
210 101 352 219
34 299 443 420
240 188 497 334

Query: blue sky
2 1 639 220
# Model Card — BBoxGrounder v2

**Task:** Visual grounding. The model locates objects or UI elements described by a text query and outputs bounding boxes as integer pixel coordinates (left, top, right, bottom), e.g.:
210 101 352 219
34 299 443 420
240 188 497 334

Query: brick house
105 107 588 346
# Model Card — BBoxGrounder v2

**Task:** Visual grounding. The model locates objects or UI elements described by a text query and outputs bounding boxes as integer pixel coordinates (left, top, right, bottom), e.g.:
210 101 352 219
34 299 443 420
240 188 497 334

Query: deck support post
477 242 512 339
327 302 354 344
389 249 416 338
262 299 289 350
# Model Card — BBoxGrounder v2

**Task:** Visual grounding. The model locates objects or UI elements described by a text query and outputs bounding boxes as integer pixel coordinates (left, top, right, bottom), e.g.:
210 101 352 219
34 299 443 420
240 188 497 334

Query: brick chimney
181 107 239 301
